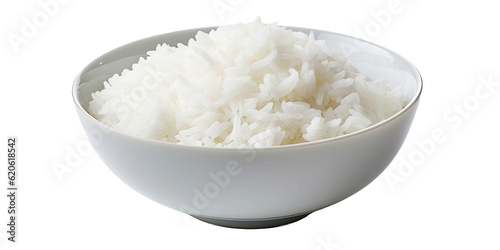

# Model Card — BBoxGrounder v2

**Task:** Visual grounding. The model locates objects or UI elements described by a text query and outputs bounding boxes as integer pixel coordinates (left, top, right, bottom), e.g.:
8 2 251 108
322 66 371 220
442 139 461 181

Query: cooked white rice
89 18 408 147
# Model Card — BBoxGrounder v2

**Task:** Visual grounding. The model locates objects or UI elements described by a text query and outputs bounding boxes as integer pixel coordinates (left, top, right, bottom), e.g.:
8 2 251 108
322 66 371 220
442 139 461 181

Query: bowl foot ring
191 213 310 229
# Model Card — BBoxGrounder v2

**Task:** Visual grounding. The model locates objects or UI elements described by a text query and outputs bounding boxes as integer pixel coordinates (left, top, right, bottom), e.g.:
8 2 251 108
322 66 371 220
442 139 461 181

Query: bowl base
191 213 310 229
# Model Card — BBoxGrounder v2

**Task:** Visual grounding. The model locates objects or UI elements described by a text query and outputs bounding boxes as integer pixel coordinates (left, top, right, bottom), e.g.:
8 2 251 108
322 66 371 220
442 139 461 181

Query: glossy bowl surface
73 26 422 228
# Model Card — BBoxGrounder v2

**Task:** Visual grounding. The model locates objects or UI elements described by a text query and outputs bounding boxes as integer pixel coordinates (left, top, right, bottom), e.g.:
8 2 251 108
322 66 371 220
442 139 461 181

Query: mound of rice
89 19 408 147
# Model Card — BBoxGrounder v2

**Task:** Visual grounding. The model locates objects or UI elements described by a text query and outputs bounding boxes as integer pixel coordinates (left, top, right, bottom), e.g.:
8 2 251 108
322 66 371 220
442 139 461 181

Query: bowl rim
72 25 423 152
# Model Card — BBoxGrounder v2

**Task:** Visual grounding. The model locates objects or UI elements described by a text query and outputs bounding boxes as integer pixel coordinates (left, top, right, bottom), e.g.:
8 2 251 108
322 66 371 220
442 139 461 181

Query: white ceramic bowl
73 27 422 229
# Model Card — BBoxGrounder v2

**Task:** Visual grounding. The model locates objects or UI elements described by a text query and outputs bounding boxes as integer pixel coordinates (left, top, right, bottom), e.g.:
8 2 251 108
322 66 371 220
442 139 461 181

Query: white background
1 0 499 249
